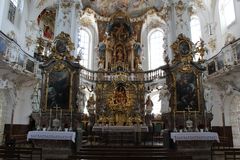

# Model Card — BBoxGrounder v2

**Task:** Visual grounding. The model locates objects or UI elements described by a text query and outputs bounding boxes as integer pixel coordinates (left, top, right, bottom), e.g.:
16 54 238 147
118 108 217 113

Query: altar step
68 146 198 160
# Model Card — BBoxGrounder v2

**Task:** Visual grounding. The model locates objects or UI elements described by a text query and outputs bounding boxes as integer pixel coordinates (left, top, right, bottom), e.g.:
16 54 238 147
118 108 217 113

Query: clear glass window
190 16 202 44
148 29 165 70
219 0 236 28
77 28 90 68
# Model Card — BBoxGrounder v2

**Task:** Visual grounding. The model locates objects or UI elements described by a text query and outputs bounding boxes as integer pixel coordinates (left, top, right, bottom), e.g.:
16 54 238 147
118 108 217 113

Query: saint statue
87 94 96 114
31 84 40 112
145 95 153 114
76 90 85 113
204 85 213 113
159 84 171 113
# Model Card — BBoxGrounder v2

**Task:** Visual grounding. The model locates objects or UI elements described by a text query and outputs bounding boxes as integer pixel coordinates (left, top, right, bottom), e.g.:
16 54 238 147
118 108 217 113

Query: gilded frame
43 62 74 111
172 66 201 112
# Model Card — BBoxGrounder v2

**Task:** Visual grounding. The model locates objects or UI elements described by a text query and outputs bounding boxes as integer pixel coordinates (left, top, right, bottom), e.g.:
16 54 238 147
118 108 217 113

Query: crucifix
53 105 61 119
185 105 192 119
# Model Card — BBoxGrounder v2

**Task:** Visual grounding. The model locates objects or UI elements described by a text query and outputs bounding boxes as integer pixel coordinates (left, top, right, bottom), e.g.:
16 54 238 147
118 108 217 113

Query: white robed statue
159 84 171 113
145 95 153 114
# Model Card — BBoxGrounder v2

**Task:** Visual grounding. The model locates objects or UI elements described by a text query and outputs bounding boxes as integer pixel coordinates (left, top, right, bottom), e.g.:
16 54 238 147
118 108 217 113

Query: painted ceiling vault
81 0 166 17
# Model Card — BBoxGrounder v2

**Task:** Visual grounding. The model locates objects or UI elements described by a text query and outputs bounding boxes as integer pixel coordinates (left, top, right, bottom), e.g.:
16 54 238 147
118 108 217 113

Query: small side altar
27 131 76 142
27 131 76 159
170 132 219 143
170 132 219 152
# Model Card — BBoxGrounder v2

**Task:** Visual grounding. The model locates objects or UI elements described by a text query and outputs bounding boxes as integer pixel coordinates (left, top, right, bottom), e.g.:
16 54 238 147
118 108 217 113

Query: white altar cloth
170 132 219 143
92 125 149 132
27 131 76 143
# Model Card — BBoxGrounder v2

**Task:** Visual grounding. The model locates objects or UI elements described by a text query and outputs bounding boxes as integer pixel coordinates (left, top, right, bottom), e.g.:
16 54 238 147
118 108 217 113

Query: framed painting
46 70 70 109
175 72 199 111
216 55 224 70
207 61 216 75
236 43 240 61
0 37 7 54
26 59 35 73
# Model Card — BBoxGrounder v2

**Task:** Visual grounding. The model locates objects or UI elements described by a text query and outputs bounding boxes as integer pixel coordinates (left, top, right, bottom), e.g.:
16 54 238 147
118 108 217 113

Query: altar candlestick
60 109 62 120
204 109 207 131
183 111 185 125
50 108 52 120
48 108 52 129
173 110 177 132
56 105 58 119
39 108 42 117
194 111 197 121
70 107 73 126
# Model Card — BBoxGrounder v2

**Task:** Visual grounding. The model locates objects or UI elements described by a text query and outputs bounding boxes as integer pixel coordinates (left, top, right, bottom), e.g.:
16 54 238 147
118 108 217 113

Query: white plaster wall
14 86 34 124
207 0 240 58
229 96 240 147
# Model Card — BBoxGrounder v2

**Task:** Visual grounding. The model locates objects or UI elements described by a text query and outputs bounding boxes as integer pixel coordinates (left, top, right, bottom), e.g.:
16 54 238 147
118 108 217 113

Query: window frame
148 28 165 70
8 0 17 24
218 0 236 31
77 27 92 69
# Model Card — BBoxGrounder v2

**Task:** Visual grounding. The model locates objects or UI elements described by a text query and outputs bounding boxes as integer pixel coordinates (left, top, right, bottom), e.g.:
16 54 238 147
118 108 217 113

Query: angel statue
159 84 171 113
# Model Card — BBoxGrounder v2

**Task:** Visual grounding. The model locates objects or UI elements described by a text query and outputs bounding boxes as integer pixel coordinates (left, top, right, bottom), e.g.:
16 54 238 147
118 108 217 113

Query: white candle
50 108 52 119
60 109 62 120
204 109 207 128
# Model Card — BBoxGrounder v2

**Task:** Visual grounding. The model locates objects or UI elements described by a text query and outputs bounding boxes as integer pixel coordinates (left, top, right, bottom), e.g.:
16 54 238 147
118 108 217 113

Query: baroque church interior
0 0 240 159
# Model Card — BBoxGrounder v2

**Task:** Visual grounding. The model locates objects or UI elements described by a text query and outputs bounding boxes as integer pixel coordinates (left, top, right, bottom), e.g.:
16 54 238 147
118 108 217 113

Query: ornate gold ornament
171 34 194 64
50 32 76 61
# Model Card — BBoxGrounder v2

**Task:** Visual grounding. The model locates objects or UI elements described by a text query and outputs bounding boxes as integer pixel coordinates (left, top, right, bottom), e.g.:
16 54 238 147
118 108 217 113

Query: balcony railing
205 38 240 77
80 65 166 84
0 31 41 78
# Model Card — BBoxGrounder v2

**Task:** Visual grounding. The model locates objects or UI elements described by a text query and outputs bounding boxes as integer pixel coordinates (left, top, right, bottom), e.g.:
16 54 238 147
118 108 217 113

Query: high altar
94 11 145 126
31 9 213 141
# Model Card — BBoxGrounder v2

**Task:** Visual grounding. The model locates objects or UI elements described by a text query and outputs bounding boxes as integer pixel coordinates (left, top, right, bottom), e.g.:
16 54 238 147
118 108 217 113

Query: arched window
148 29 165 70
8 0 24 23
219 0 235 30
77 28 90 68
190 16 202 44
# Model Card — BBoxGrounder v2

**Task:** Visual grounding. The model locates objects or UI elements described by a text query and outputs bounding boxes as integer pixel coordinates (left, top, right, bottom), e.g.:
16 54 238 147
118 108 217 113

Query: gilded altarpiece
94 11 146 125
33 32 81 130
162 34 212 130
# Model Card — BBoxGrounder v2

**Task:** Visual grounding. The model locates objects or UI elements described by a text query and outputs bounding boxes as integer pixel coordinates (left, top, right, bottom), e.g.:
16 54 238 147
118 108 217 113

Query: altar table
27 131 76 143
170 132 219 143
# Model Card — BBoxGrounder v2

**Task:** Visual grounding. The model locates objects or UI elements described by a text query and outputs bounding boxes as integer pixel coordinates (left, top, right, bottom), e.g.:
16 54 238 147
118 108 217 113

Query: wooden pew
225 150 240 160
0 146 42 160
211 142 240 160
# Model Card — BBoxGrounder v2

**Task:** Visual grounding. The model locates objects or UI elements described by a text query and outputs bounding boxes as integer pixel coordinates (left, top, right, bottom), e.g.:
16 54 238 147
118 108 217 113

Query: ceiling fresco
81 0 165 17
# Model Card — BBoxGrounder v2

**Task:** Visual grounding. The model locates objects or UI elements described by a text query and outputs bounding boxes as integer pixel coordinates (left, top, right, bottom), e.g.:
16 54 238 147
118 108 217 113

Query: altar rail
0 31 41 78
205 38 240 77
